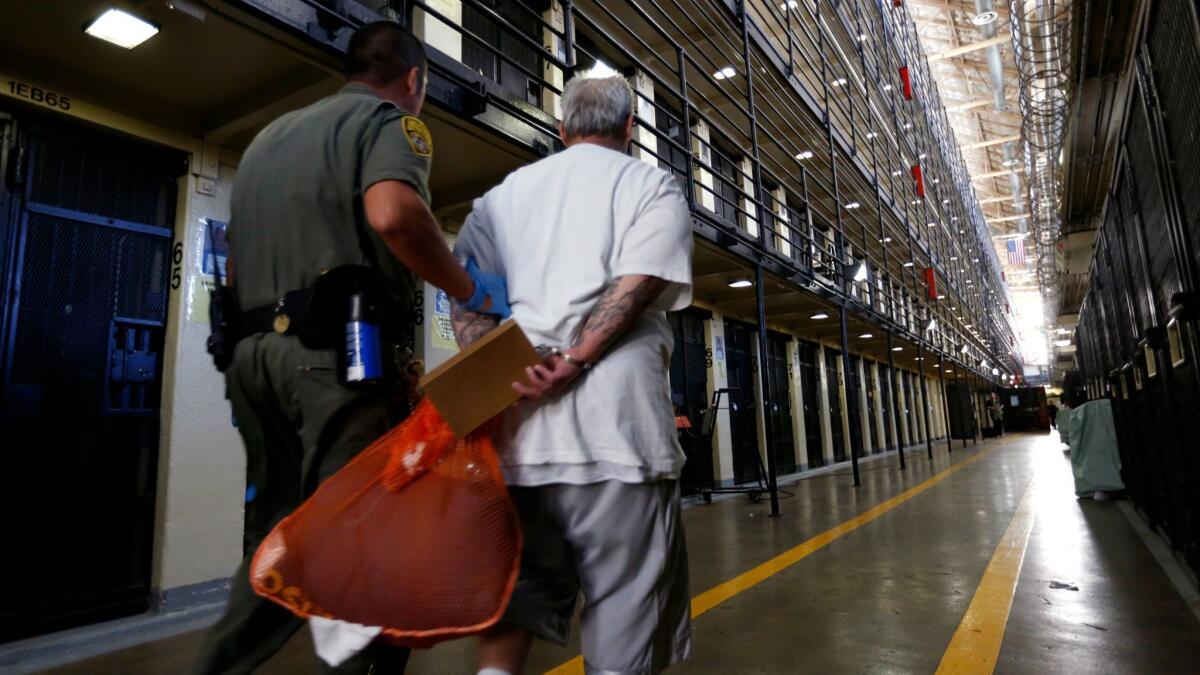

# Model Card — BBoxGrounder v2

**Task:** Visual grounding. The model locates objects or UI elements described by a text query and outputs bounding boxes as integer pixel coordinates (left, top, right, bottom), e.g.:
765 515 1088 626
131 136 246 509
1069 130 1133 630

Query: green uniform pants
195 333 411 675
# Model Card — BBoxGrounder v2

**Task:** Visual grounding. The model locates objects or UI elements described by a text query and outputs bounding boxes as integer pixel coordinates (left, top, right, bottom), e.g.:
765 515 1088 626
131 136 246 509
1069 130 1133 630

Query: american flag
1007 238 1025 265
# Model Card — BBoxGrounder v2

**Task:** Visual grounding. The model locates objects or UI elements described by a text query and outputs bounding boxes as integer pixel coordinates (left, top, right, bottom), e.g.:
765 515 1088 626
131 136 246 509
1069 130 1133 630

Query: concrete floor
38 433 1200 674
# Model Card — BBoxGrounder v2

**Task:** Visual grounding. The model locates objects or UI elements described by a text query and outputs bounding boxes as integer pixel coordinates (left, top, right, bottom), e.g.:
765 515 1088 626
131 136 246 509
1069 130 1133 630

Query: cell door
0 119 179 641
797 340 823 468
825 346 845 462
765 333 795 474
724 322 761 484
879 363 895 451
669 309 712 494
864 360 879 454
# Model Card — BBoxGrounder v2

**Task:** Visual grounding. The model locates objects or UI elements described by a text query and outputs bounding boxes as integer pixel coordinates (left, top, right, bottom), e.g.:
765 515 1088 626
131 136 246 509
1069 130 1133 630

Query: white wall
153 163 245 593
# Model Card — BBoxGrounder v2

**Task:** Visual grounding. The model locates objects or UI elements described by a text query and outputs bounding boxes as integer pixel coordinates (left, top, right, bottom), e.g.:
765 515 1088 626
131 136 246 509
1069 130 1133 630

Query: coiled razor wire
1010 0 1073 335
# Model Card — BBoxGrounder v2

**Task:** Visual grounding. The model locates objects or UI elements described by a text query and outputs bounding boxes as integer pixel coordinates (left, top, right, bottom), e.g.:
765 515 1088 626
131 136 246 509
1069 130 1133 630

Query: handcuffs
536 345 594 371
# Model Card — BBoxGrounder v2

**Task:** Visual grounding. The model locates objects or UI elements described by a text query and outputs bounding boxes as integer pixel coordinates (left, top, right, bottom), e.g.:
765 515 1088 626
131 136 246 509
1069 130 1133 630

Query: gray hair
561 76 633 139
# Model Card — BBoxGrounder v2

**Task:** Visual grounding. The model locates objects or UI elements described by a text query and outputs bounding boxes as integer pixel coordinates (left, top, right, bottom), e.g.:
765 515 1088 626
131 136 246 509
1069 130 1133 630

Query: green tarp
1061 400 1124 496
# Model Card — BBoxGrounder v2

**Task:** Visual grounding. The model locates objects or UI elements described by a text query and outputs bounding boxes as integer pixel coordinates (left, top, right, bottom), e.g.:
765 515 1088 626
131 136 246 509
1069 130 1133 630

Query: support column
816 344 834 464
838 307 861 485
692 120 716 212
896 370 911 449
705 313 735 484
753 264 781 514
739 157 760 238
771 185 792 257
751 337 769 473
836 350 852 458
629 70 657 167
413 0 463 62
541 0 565 118
871 362 886 452
787 339 809 471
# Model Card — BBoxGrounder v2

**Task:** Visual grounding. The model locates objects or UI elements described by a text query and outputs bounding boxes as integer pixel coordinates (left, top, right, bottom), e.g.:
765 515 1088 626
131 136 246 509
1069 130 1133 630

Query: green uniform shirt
229 82 433 313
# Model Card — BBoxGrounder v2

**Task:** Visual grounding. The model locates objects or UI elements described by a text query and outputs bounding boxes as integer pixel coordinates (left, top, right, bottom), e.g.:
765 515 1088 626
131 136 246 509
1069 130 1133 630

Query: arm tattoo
575 275 668 356
451 301 500 348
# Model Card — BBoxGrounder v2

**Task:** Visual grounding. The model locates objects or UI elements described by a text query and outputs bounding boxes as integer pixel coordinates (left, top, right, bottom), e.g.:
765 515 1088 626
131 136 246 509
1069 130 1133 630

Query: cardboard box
420 321 541 437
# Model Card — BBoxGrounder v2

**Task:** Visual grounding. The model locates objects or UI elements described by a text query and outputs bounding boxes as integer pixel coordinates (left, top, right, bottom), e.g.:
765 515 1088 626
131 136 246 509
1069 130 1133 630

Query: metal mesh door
1 125 176 641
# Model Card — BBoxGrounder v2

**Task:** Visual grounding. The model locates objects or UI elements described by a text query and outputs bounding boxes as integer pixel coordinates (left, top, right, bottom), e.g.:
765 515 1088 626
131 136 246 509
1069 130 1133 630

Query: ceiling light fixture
903 261 914 267
972 10 999 26
728 279 753 288
811 312 829 320
859 333 874 339
832 78 848 87
796 150 815 160
892 346 904 352
713 66 737 80
846 201 862 210
85 8 159 49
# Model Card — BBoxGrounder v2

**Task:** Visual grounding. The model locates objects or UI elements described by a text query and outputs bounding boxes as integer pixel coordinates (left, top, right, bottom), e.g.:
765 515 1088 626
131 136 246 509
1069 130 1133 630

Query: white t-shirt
454 143 694 486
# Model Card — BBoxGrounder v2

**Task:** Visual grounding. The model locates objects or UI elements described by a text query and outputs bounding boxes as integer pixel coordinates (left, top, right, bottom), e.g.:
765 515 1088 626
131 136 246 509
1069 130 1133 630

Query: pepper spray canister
341 292 383 386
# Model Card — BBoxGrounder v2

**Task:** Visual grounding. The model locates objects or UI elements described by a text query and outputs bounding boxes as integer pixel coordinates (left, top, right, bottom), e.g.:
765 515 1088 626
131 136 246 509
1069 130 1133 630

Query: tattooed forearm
574 275 668 360
451 302 500 348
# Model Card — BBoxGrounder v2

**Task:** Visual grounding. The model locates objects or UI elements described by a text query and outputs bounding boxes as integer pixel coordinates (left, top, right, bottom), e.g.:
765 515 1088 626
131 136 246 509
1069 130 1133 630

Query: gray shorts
503 480 692 675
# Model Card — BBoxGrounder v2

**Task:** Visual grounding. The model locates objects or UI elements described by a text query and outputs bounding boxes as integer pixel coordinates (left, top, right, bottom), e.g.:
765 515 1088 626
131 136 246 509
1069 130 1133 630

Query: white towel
308 616 383 666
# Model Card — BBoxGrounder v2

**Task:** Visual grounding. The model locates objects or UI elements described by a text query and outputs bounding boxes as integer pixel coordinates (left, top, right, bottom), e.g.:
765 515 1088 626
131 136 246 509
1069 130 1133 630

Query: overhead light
85 8 159 49
779 0 799 9
858 32 868 41
950 256 958 261
943 199 951 205
859 333 875 339
883 84 893 91
992 367 1000 376
932 178 940 184
945 368 954 373
866 132 878 139
728 279 753 288
927 222 936 228
846 201 862 210
796 150 815 160
853 261 869 281
714 66 737 80
919 153 927 159
972 10 999 26
892 346 904 352
902 261 914 267
892 170 904 177
880 237 893 243
937 294 946 299
832 78 848 87
811 312 830 320
1054 339 1072 347
904 123 913 129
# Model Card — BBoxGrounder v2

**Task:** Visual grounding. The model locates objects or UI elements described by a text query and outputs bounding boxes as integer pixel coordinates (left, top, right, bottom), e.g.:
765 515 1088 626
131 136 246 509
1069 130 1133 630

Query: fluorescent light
943 199 951 204
927 222 936 228
1054 339 1072 347
811 312 830 320
892 170 904 177
937 294 946 299
85 8 159 49
881 237 893 243
846 201 862 210
866 132 878 139
728 279 753 288
883 84 893 91
779 0 799 9
859 333 874 339
832 78 848 87
892 346 904 352
796 150 815 160
902 261 914 267
992 367 1000 375
714 66 737 80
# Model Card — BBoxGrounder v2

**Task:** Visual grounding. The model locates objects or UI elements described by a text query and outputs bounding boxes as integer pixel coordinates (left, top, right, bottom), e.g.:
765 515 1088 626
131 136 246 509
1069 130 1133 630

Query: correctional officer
195 22 508 675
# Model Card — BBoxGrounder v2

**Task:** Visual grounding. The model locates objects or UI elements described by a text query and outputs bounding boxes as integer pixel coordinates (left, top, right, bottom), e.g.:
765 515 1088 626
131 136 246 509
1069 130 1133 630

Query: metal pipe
918 339 934 460
975 0 1007 112
886 330 906 470
839 303 862 487
754 263 782 516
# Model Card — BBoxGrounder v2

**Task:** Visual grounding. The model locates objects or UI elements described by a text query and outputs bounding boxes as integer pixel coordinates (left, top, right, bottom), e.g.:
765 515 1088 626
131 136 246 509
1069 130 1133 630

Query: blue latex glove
463 257 511 318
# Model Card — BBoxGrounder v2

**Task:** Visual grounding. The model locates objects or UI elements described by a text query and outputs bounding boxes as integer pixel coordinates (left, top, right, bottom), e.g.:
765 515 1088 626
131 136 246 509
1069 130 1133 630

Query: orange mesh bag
249 399 521 647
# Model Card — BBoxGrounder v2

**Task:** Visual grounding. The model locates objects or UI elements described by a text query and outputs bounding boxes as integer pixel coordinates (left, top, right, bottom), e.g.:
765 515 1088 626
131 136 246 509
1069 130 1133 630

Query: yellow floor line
934 476 1038 675
544 446 996 675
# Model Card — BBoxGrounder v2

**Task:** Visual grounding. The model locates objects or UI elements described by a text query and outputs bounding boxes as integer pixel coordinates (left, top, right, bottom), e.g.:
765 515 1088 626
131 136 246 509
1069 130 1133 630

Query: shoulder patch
402 116 433 157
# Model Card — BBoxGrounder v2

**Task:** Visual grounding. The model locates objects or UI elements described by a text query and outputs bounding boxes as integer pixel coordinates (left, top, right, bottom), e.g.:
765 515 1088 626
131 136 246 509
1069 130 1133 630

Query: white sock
477 669 513 675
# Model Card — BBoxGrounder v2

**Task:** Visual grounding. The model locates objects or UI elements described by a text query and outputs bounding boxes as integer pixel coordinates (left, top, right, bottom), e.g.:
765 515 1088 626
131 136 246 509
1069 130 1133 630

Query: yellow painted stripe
935 477 1038 674
544 448 994 675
